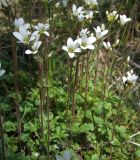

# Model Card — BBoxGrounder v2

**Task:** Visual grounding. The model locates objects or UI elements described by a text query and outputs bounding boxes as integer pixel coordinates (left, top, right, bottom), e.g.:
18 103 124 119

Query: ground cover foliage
0 0 140 159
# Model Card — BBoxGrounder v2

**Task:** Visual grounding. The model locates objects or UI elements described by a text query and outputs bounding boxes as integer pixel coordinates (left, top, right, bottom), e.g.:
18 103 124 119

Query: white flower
106 11 119 21
34 23 49 36
29 31 40 42
77 36 96 50
94 26 108 39
0 62 5 77
25 32 42 54
122 70 138 84
13 26 31 44
120 15 131 25
25 40 42 55
79 28 89 37
14 18 24 28
62 37 81 58
14 18 30 30
14 18 29 29
85 0 98 6
103 41 112 50
72 4 85 22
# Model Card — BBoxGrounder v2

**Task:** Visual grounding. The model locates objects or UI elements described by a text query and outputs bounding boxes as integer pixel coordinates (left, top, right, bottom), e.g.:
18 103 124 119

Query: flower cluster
106 11 119 22
13 18 49 55
106 11 131 25
122 70 138 85
0 62 5 77
62 24 109 58
72 4 94 22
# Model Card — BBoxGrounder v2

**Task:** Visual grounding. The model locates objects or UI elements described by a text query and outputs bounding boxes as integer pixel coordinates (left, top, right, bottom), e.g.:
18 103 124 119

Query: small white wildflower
72 4 85 22
122 70 138 84
13 26 31 44
29 31 40 42
14 17 30 30
79 28 90 37
103 41 112 50
77 36 96 50
94 26 108 39
106 11 119 21
34 23 49 36
25 41 42 55
25 32 42 54
119 15 131 25
62 37 81 58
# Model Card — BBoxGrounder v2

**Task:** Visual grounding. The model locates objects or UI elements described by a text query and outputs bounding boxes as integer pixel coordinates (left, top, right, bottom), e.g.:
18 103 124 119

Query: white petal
122 76 127 83
67 38 73 46
96 26 101 32
103 42 107 48
87 45 95 50
77 7 83 13
78 14 84 22
74 41 80 49
72 4 76 13
36 41 42 49
25 50 33 54
0 69 5 77
68 52 75 58
32 50 38 54
24 23 30 29
34 25 39 30
44 31 49 36
88 37 96 44
77 38 82 45
19 26 27 36
13 32 23 42
75 48 81 52
62 46 68 52
18 18 24 24
101 30 108 37
81 46 87 50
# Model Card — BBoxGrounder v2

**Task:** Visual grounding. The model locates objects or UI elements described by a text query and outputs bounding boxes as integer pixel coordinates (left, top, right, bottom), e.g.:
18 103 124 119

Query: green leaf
4 121 17 132
136 148 140 158
92 154 99 160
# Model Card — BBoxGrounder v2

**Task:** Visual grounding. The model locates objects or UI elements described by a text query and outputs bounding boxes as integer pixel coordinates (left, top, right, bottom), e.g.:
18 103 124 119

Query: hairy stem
72 57 79 118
